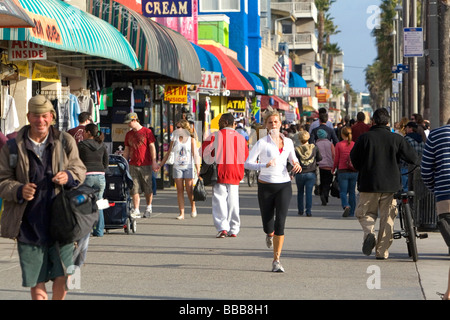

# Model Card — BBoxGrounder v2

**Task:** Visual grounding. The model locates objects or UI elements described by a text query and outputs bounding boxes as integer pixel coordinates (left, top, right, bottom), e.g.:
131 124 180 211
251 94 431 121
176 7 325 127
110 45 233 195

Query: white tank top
172 136 192 168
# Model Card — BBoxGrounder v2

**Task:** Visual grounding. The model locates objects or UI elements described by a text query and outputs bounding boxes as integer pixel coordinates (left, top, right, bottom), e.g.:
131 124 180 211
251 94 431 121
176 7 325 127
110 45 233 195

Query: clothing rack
37 88 70 102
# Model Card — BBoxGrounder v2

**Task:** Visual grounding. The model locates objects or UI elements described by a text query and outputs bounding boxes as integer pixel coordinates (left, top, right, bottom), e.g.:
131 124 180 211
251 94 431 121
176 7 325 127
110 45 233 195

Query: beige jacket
0 126 86 240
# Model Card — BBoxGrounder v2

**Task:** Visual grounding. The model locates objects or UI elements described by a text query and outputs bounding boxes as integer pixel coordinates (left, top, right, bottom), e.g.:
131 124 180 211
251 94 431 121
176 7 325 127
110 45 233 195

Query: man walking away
202 113 249 238
350 108 419 260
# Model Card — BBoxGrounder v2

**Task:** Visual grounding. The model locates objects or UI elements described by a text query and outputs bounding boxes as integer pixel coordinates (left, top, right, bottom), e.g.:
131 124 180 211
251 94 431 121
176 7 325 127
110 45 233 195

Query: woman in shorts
160 119 200 219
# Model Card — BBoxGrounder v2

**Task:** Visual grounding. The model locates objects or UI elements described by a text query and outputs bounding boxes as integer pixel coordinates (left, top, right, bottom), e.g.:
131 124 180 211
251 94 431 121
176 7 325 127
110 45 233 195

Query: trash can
412 169 438 231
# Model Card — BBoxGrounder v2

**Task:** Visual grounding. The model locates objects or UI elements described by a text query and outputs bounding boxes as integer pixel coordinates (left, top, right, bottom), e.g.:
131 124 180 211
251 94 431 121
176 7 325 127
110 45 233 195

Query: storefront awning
260 95 290 111
0 0 35 28
199 44 253 92
0 0 141 70
289 71 310 97
89 0 201 84
289 71 307 88
239 69 264 95
251 72 273 95
191 43 222 73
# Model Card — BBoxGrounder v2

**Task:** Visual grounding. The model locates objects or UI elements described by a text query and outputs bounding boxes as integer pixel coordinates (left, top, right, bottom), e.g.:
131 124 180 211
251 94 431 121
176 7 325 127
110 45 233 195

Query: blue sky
329 0 381 93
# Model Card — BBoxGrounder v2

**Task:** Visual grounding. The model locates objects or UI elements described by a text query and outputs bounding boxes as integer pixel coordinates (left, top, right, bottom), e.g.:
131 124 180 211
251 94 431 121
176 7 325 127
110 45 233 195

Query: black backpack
50 184 99 244
7 134 99 244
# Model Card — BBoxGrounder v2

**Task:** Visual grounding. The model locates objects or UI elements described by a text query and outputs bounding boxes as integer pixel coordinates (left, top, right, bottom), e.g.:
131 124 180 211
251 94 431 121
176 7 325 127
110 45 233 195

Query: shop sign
142 0 192 17
316 88 330 103
32 63 60 82
27 11 62 45
164 85 188 104
289 87 310 97
227 99 246 111
199 71 221 90
8 41 47 61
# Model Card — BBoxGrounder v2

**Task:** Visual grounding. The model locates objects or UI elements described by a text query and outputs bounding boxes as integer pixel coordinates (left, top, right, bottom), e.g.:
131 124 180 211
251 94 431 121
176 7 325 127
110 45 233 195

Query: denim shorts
173 166 194 179
18 241 74 287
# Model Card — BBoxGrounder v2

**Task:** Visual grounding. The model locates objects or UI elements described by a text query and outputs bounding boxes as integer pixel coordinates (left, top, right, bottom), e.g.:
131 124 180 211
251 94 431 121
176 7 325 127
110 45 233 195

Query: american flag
273 61 288 85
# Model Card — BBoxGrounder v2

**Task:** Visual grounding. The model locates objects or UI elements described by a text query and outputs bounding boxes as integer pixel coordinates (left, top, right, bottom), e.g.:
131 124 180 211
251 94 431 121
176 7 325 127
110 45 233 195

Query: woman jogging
245 110 301 272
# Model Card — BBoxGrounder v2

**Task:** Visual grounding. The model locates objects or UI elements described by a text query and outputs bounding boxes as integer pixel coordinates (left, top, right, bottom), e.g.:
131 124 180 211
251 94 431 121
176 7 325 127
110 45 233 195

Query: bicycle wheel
403 203 418 261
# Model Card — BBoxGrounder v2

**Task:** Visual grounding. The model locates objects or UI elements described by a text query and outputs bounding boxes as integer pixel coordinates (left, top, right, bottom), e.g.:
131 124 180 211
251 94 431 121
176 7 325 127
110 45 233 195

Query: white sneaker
272 260 285 273
191 211 197 218
143 207 152 218
130 209 141 219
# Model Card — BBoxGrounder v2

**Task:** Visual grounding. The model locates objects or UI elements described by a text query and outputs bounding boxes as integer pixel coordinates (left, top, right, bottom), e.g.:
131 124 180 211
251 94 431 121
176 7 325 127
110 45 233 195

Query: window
200 0 240 12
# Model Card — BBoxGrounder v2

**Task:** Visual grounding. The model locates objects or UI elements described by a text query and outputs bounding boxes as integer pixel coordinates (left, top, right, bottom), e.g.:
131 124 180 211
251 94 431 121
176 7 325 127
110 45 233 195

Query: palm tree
365 0 398 109
323 14 340 65
365 61 385 110
315 0 336 59
323 42 341 88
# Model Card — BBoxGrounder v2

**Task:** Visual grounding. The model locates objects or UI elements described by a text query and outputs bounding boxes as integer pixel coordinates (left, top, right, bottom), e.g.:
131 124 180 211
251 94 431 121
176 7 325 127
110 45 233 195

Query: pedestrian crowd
0 99 449 299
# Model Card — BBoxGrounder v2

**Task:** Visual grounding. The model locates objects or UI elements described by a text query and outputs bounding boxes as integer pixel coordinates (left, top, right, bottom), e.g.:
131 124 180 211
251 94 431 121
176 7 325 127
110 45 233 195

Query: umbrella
0 0 35 28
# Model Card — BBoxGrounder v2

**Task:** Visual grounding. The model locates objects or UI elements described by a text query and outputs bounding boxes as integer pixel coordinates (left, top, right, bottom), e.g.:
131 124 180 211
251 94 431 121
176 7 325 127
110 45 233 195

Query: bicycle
393 190 428 262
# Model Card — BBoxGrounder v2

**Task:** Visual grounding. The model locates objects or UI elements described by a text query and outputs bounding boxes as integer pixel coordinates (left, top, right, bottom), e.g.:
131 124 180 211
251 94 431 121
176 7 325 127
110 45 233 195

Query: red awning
199 44 253 91
260 95 290 111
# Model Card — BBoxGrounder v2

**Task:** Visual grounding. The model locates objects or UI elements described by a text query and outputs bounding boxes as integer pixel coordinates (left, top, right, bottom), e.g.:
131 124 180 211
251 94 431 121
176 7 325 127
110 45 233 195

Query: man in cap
123 112 159 218
0 95 86 299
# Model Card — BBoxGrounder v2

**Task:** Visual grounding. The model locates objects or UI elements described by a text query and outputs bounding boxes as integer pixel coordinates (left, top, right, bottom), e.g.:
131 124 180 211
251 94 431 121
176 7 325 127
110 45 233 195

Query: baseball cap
124 112 138 123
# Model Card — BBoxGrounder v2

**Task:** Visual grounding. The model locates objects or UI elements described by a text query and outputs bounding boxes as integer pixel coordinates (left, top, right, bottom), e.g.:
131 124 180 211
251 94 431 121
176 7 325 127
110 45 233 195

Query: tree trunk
439 0 450 125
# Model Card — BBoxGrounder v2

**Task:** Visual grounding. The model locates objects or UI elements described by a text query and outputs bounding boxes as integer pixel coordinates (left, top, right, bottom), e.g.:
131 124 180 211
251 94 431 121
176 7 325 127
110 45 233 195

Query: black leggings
257 182 292 236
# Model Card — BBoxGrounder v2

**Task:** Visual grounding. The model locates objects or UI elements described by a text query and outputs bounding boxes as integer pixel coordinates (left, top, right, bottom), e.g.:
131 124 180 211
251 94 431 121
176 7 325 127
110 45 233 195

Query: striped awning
199 44 253 92
0 0 141 70
88 0 201 84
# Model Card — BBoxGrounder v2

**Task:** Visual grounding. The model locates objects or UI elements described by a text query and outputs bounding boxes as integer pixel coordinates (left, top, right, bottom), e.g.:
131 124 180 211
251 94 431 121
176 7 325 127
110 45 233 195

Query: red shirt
124 127 155 166
67 125 86 143
333 140 355 172
201 128 249 185
352 122 370 142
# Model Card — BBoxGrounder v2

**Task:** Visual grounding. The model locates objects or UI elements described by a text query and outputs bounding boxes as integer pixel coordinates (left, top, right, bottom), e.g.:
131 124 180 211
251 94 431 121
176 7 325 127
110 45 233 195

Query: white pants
212 183 240 234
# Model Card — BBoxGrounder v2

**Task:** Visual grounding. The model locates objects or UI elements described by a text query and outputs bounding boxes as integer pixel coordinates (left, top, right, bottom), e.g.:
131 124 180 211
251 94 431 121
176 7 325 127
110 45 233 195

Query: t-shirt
124 127 155 166
67 125 86 143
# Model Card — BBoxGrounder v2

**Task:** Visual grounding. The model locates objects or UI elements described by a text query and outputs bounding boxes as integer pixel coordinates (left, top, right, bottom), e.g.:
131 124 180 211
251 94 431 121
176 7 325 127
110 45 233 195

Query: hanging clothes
3 95 19 135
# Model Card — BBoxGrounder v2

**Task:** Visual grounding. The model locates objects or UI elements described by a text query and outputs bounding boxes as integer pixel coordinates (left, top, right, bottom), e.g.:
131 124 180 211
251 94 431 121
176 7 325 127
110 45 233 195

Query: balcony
302 64 323 85
283 32 318 52
271 1 318 23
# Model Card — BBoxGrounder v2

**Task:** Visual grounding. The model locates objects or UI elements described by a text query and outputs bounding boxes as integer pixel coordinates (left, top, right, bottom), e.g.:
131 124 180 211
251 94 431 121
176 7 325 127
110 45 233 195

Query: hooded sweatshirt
78 139 109 173
295 143 322 173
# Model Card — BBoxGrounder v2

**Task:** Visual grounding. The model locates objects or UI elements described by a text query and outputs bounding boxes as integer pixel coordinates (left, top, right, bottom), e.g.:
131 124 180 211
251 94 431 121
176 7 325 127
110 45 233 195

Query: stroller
103 155 136 234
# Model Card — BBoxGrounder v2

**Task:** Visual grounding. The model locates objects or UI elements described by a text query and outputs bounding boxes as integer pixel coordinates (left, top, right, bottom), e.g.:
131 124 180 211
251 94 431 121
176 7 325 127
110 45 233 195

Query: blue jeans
337 171 358 216
400 166 408 192
295 172 316 215
83 174 106 236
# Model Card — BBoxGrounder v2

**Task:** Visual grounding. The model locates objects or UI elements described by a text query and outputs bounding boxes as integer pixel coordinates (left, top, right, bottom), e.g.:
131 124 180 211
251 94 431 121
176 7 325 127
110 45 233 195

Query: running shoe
216 230 228 238
272 260 285 273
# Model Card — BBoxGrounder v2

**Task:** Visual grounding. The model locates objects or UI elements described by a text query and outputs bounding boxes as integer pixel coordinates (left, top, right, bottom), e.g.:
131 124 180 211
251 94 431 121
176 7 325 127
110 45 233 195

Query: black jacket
350 125 419 193
78 139 108 173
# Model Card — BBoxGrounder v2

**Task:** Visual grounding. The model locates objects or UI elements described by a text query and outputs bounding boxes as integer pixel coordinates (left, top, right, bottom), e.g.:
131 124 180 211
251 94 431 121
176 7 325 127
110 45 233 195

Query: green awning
251 72 274 95
0 0 141 70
